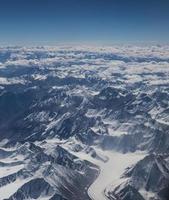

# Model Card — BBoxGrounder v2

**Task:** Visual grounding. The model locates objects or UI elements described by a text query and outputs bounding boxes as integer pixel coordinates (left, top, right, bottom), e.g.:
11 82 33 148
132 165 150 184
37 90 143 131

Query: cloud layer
0 45 169 88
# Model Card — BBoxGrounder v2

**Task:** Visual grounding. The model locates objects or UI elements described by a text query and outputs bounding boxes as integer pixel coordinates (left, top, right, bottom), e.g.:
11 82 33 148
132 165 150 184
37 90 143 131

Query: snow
108 128 127 136
0 139 9 147
25 195 54 200
87 149 146 200
36 197 52 200
0 178 31 199
85 109 104 118
32 74 47 80
0 154 25 163
156 118 169 126
0 77 26 85
0 77 10 85
0 147 15 152
45 113 70 131
139 189 155 200
0 164 24 178
91 127 100 133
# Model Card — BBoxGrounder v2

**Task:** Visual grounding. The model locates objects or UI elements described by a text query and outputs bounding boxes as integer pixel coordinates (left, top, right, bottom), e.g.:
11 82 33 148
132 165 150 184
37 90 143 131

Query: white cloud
0 45 168 87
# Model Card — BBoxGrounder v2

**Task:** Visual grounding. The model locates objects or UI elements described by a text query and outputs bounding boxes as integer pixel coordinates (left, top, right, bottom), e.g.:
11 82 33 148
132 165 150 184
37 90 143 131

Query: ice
0 178 31 199
0 164 24 178
87 149 146 200
139 189 155 200
108 128 127 136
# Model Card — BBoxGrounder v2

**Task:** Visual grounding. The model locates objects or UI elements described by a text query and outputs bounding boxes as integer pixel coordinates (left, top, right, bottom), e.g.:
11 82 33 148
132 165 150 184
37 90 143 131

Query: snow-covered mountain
0 45 169 200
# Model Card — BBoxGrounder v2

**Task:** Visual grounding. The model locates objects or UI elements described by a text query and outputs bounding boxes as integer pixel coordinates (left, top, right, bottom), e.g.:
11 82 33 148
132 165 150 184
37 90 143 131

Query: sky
0 0 169 45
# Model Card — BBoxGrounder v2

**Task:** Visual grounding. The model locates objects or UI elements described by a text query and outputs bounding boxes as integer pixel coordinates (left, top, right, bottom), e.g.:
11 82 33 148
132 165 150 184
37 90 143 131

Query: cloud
0 45 168 87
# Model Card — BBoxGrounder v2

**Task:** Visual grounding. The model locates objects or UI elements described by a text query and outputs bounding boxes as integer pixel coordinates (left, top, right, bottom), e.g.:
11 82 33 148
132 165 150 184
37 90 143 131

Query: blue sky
0 0 169 45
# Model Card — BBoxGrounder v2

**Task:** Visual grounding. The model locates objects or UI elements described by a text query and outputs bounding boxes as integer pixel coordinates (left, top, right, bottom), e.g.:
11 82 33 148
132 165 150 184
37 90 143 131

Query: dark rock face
108 185 145 200
117 154 169 200
6 178 55 200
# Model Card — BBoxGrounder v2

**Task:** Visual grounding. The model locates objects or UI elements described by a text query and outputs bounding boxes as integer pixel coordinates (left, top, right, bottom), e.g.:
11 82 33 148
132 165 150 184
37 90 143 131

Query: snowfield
87 150 146 200
0 178 31 199
0 164 24 178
